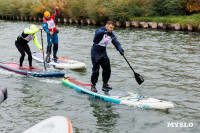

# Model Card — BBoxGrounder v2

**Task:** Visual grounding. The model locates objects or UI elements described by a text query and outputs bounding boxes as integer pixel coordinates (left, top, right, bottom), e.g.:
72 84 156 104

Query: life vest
97 34 112 47
17 32 34 44
43 18 57 33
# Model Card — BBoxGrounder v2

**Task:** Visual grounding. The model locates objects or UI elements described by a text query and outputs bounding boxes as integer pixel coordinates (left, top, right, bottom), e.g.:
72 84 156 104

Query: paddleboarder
42 7 60 61
15 25 43 69
91 21 124 92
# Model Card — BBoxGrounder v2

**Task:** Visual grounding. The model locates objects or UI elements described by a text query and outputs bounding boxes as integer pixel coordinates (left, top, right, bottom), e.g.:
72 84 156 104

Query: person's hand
39 27 43 30
120 49 124 56
55 7 59 10
41 49 44 53
50 31 54 35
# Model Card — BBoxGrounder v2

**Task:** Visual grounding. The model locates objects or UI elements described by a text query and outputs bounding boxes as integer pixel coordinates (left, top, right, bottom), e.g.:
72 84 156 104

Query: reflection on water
90 98 120 132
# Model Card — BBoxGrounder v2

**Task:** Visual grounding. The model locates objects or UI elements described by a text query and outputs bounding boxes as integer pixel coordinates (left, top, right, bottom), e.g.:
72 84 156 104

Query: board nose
1 87 7 100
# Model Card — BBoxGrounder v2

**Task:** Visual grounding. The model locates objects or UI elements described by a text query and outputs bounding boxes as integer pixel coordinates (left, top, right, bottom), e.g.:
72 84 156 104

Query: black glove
120 49 124 56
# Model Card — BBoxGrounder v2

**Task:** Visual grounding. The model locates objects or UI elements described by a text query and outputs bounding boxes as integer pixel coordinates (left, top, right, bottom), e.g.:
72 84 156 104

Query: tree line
0 0 199 22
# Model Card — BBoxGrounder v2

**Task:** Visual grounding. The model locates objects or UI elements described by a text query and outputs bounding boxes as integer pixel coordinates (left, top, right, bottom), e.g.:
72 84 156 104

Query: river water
0 20 199 133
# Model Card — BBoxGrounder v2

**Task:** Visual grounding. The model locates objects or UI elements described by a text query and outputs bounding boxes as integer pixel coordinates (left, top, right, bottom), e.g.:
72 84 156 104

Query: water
0 20 200 133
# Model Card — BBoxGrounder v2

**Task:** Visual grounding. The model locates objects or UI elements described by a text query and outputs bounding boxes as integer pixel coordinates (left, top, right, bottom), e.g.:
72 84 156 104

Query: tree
183 0 200 12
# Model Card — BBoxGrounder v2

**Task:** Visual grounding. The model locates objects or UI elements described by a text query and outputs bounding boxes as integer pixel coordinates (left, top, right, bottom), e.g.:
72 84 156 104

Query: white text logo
167 122 193 127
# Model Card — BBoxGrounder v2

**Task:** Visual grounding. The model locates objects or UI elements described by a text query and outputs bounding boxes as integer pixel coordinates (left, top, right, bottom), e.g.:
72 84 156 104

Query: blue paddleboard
0 62 65 77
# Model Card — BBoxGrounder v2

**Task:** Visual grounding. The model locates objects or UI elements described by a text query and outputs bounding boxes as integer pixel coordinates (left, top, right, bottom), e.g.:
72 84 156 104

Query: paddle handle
41 30 46 70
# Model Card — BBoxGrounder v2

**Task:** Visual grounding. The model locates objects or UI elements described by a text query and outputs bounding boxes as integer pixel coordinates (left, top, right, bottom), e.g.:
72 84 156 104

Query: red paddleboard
0 62 65 77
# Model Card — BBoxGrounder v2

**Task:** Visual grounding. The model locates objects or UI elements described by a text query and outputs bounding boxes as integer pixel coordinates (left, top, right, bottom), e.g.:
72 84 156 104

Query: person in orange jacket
42 7 60 60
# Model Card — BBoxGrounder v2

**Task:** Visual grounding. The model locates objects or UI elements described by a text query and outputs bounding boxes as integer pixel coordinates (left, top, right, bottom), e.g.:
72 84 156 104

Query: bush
106 0 149 22
59 0 70 18
68 0 88 19
86 0 108 22
149 0 187 16
0 0 196 23
0 0 23 17
20 0 35 17
30 0 51 17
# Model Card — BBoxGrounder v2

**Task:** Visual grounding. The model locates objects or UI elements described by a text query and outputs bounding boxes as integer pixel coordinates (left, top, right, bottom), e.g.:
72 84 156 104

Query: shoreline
0 15 199 32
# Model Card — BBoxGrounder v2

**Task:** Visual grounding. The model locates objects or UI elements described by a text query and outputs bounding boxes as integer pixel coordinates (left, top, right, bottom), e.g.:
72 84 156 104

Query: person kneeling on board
91 21 124 92
15 25 44 69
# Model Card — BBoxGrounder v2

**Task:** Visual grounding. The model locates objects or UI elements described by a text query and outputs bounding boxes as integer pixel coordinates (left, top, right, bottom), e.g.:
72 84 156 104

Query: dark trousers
15 41 32 67
47 33 58 57
91 45 111 85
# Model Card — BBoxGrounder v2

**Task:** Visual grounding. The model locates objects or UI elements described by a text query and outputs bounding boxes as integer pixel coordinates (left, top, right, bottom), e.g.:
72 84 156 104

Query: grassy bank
0 0 200 26
131 14 200 25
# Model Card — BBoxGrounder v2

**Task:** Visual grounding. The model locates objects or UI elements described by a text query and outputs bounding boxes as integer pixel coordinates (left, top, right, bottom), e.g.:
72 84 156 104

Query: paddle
41 30 46 70
122 54 144 85
45 36 51 63
54 9 56 25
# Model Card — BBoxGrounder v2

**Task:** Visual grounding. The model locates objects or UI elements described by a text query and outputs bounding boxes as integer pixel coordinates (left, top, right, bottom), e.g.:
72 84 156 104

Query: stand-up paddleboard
32 52 86 69
62 78 174 110
23 116 73 133
0 63 65 77
0 87 7 104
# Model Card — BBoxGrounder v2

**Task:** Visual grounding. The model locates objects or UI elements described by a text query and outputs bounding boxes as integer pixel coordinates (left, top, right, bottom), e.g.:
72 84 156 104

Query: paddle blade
45 53 51 63
134 72 144 85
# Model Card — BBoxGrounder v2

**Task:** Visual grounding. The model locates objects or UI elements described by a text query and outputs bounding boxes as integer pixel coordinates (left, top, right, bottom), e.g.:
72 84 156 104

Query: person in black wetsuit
15 25 43 69
91 21 124 92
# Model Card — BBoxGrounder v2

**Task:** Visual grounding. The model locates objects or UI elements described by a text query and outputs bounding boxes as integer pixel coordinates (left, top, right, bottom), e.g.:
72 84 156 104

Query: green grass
131 14 200 25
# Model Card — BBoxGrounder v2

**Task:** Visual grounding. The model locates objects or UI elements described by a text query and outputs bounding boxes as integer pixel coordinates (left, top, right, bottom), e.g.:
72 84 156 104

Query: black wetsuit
15 32 34 67
91 26 124 85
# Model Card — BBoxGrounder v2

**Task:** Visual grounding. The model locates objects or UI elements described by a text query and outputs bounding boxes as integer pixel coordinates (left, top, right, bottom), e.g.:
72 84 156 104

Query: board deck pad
33 52 70 64
67 78 130 97
1 63 42 71
32 52 86 69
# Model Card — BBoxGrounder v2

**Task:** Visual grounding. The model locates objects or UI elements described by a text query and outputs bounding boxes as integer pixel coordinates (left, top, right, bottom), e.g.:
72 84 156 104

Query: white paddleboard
23 116 73 133
62 78 174 110
32 52 86 69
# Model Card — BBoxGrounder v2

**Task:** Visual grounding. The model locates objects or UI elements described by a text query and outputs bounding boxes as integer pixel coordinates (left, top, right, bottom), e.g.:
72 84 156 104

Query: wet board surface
62 78 175 110
32 52 70 64
0 63 42 71
0 63 42 75
66 78 130 97
32 52 86 69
